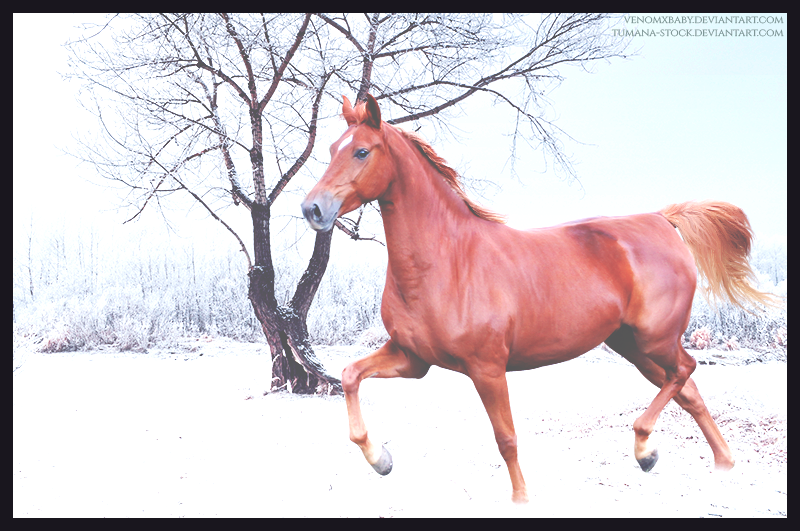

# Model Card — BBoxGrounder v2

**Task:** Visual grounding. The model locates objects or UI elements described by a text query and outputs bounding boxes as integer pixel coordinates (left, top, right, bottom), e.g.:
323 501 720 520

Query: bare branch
219 13 258 104
356 13 381 101
151 157 252 270
334 219 385 246
123 144 223 224
189 70 253 210
315 13 365 54
258 13 312 113
160 13 252 105
267 70 332 205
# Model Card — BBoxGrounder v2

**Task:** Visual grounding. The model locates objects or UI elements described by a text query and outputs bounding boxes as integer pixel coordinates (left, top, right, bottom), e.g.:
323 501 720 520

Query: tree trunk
248 202 342 395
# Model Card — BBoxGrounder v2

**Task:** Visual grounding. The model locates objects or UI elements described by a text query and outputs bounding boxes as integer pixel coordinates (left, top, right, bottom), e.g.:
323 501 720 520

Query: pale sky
13 14 787 269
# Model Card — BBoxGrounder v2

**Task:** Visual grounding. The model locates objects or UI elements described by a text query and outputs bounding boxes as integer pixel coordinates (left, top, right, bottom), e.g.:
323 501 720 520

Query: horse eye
355 149 369 160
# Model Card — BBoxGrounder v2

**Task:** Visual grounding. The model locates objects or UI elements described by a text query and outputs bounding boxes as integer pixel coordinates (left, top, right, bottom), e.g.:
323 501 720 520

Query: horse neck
379 128 479 273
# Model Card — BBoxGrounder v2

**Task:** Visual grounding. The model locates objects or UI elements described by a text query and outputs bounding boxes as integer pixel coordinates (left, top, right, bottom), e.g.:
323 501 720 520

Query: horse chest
381 285 501 373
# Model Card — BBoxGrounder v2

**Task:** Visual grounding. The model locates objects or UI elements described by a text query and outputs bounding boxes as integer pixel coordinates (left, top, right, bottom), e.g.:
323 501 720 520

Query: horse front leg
342 339 430 475
469 365 529 504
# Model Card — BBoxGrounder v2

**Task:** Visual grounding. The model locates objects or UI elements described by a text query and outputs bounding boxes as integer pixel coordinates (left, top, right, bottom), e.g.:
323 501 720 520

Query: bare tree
14 215 37 304
65 13 630 395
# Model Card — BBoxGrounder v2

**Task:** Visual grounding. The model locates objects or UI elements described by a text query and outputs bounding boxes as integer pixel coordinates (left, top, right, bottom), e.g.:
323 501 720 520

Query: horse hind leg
341 339 430 475
672 377 735 470
605 326 734 472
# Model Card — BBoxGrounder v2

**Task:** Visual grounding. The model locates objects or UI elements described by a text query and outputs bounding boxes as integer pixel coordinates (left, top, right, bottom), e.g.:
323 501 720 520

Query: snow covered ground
13 337 786 517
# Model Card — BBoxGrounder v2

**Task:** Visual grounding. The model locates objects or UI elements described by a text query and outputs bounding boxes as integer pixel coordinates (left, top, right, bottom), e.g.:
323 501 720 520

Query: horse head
302 94 394 232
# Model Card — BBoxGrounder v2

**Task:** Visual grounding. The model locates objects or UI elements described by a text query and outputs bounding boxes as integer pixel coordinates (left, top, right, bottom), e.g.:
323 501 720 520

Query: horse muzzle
301 191 342 232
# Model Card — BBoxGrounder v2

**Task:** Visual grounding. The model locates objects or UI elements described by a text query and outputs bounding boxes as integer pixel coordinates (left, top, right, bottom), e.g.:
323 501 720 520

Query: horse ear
364 93 382 129
342 95 356 125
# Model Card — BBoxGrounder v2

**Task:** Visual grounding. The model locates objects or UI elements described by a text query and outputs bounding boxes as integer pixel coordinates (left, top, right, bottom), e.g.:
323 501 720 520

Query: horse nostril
312 204 322 222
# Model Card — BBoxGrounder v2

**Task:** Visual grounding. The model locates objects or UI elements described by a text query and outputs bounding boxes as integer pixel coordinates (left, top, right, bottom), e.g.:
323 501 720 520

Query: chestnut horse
301 94 777 504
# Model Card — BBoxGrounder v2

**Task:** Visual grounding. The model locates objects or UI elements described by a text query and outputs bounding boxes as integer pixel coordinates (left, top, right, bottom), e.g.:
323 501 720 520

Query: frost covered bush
684 270 786 352
13 226 263 351
12 222 388 351
40 320 77 353
723 336 740 351
306 259 385 345
357 325 391 349
689 326 713 350
773 327 787 348
680 239 786 353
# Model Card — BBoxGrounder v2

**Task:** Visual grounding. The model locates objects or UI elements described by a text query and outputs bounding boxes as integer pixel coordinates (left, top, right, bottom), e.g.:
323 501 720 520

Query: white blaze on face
337 134 353 152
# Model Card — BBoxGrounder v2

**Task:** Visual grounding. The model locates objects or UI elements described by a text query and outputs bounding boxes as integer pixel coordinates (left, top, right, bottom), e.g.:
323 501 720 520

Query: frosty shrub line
13 225 785 354
12 226 385 353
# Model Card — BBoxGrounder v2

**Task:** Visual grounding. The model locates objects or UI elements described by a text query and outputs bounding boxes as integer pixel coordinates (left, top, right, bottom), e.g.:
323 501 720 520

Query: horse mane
341 100 505 224
399 129 506 224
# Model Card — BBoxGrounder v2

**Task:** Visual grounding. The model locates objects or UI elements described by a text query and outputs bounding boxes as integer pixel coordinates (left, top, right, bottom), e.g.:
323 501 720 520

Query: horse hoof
637 448 659 472
370 445 393 475
512 490 530 504
714 460 735 471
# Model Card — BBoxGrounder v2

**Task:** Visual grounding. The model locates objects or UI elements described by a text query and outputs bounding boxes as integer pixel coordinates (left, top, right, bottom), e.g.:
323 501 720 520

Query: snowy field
13 338 786 517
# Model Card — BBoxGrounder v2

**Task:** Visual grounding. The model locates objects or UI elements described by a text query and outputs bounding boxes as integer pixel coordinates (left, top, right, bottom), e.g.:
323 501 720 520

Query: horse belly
505 293 624 371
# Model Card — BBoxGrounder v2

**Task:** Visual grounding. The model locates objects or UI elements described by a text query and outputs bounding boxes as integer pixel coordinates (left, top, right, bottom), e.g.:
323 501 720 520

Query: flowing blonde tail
660 201 783 311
